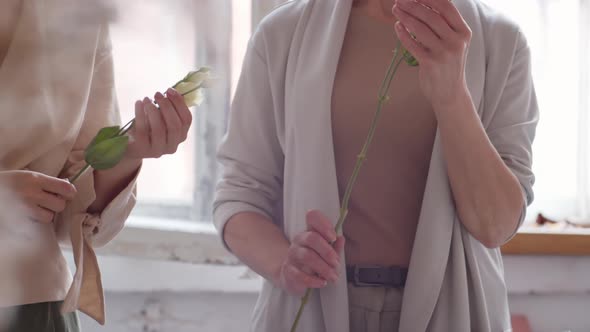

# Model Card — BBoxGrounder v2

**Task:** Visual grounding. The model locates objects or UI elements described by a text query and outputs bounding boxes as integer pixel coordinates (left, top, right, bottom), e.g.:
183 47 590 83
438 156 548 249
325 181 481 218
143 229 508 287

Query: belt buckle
352 265 385 287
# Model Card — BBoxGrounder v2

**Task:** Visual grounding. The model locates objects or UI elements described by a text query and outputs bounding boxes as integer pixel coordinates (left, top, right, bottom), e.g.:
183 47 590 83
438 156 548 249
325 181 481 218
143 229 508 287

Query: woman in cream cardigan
214 0 538 331
0 0 193 331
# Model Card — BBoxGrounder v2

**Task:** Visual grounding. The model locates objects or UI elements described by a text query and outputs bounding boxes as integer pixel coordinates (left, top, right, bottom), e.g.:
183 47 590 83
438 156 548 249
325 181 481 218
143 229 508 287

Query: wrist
270 249 288 287
119 155 142 169
432 84 473 116
96 156 141 177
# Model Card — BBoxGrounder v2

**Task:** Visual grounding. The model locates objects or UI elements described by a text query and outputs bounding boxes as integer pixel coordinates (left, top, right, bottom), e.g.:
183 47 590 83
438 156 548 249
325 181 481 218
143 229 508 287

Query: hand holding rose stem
68 68 211 184
289 43 416 332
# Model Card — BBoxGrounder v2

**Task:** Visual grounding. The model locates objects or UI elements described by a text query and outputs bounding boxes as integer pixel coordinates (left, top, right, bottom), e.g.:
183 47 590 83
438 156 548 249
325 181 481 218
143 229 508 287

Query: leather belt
346 265 408 288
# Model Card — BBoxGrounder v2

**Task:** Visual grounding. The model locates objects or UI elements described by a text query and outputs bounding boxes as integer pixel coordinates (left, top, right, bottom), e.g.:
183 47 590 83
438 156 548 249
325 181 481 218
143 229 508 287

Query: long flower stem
69 164 91 183
289 43 405 332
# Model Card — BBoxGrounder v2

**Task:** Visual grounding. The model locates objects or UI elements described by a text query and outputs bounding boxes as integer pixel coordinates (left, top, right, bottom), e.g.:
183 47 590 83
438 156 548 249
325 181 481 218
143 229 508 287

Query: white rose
175 82 205 107
184 67 212 88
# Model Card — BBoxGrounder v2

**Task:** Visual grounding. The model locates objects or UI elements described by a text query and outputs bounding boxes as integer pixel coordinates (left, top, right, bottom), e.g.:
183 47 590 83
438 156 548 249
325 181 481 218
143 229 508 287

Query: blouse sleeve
55 24 139 248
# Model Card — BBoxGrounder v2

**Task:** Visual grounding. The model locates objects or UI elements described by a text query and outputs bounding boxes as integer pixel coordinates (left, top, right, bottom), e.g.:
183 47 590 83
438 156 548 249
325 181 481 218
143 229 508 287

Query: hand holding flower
125 88 192 161
278 210 345 296
69 68 211 183
393 0 472 109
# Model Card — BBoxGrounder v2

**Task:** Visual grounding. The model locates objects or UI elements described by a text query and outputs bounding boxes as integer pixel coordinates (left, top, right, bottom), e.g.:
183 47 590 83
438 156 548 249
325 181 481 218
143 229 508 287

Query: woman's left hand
393 0 472 109
126 88 193 160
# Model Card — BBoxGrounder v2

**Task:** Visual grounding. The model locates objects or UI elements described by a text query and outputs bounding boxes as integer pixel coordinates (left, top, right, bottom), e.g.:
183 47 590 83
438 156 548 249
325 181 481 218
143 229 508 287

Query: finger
291 247 339 282
37 174 76 199
154 92 182 153
284 264 327 293
395 1 454 40
294 231 341 268
133 100 150 147
414 0 467 33
333 236 346 255
37 191 67 213
395 21 429 62
305 210 337 244
167 88 193 129
31 206 55 224
144 98 167 157
393 4 442 50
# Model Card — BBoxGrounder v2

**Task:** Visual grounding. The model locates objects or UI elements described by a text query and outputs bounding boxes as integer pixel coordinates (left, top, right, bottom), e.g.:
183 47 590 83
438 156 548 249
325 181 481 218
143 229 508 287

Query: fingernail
154 92 164 99
143 97 151 103
167 88 177 96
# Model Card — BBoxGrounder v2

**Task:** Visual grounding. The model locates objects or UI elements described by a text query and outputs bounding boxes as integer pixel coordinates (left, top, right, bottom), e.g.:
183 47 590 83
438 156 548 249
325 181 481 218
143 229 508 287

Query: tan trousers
348 283 404 332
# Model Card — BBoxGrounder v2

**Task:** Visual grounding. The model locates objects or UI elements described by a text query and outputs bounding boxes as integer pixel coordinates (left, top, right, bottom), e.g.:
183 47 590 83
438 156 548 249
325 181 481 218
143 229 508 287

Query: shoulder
473 0 528 50
249 0 313 55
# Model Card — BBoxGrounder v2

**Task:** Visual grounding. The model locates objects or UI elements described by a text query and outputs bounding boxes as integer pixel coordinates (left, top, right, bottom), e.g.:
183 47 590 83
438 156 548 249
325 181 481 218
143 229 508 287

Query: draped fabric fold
60 214 105 325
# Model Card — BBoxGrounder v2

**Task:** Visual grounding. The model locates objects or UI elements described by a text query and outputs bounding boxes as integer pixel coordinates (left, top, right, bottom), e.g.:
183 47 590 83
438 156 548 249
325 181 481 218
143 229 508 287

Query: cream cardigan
0 0 137 325
214 0 538 331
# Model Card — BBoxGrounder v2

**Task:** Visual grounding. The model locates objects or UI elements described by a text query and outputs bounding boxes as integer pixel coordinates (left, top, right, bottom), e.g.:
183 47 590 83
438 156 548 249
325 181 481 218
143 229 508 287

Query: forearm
88 157 141 214
435 89 524 248
224 211 289 285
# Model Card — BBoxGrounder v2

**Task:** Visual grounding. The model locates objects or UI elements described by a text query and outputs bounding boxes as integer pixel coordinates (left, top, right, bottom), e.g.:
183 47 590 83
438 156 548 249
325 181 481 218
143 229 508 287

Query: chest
331 11 437 161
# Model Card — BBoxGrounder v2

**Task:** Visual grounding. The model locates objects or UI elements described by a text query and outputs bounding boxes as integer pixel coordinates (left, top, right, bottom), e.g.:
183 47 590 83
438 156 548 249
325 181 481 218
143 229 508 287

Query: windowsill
79 216 590 295
96 215 238 265
502 227 590 256
100 217 590 266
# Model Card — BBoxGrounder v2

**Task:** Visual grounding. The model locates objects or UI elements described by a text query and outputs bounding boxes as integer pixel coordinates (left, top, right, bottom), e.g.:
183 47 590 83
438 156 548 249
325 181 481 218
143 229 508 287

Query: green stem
69 164 91 183
336 55 404 233
289 288 312 332
118 118 135 136
289 44 405 332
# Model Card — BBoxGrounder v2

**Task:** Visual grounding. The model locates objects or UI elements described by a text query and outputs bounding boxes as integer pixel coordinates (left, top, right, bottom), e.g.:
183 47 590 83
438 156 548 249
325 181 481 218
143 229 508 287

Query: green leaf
87 126 121 151
403 50 419 67
84 136 129 170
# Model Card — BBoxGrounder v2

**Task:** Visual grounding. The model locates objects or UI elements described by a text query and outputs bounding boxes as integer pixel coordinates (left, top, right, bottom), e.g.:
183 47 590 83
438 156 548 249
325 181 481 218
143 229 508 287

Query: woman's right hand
0 170 77 224
278 210 345 296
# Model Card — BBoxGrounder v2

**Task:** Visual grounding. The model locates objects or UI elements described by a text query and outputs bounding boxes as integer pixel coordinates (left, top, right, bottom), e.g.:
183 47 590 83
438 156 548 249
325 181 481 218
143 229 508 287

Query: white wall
80 292 256 332
79 292 590 332
73 255 590 332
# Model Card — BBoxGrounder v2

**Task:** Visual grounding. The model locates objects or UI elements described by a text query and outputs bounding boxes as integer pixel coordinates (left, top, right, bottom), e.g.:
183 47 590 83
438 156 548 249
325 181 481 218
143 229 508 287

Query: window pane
109 0 247 219
110 1 198 205
484 0 582 221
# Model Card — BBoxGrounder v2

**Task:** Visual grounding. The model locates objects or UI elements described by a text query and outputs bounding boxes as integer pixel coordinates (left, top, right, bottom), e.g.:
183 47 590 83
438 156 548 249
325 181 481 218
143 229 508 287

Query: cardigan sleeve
484 30 539 237
55 24 138 248
213 33 285 250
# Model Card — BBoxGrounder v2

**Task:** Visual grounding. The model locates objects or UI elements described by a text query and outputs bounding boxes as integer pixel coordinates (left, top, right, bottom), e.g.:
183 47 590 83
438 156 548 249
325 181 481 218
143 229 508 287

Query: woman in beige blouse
0 0 193 331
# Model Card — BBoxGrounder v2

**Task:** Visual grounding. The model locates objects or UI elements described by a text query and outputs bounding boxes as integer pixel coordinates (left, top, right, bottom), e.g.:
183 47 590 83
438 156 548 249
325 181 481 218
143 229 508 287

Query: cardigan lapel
284 0 353 331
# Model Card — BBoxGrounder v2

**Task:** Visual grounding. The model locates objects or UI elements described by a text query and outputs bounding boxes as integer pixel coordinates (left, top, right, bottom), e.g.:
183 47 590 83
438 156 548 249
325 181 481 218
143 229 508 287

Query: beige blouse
0 0 137 325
